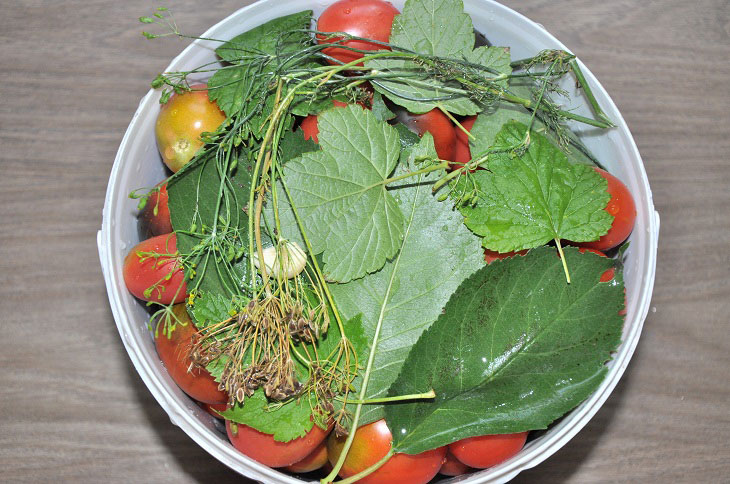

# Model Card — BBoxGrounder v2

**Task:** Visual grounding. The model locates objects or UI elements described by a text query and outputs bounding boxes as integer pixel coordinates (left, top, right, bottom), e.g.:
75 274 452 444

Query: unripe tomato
156 304 227 404
317 0 400 65
448 432 528 469
327 419 446 484
577 167 636 251
226 420 331 468
396 109 457 162
438 450 473 476
155 84 225 173
285 442 329 473
140 181 172 236
123 233 187 304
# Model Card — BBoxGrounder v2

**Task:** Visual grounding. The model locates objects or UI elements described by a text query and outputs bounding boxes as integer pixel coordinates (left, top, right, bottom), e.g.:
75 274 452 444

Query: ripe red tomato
448 432 528 469
317 0 400 65
123 233 187 304
438 450 473 477
199 401 228 419
484 249 528 264
300 100 350 143
155 83 226 173
577 167 636 251
452 138 471 170
327 419 446 484
396 109 457 162
226 420 331 468
140 181 172 236
156 304 228 404
285 442 329 473
454 115 477 145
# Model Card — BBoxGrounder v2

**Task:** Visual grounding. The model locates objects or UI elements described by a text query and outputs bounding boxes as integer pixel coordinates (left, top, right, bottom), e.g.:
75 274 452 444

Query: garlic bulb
253 240 307 279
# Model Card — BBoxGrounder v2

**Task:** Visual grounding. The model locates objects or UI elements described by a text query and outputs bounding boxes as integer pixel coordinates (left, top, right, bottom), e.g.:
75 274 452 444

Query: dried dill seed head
334 422 348 438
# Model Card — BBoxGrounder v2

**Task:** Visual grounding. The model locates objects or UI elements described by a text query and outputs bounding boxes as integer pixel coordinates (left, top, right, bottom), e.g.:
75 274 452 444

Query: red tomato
484 249 528 264
285 442 329 473
155 83 226 173
396 109 457 162
577 167 636 251
226 420 331 468
448 432 528 469
454 115 477 145
199 401 228 419
140 181 172 236
156 304 228 404
327 419 446 484
451 138 471 170
317 0 400 65
123 233 187 304
301 100 350 143
439 450 473 477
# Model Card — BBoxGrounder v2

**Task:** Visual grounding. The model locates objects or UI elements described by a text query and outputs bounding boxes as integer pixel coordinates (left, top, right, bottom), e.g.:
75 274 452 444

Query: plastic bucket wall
98 1 659 482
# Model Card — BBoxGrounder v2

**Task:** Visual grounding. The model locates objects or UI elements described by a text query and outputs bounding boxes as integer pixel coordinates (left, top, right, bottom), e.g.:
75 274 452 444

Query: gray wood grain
1 0 728 482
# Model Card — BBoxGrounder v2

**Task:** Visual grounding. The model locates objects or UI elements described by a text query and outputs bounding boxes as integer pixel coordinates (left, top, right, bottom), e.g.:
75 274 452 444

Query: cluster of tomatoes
121 0 636 481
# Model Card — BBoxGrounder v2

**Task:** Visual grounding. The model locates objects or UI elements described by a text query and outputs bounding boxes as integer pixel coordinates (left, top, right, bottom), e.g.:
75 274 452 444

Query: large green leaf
281 105 404 283
460 121 612 252
330 142 485 426
367 0 511 115
385 247 624 454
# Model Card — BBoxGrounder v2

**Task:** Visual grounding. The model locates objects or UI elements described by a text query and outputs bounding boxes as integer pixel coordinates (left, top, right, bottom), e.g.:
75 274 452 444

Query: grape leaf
220 314 367 441
281 105 404 283
367 0 511 115
330 142 485 426
385 247 624 454
167 152 252 298
460 121 612 252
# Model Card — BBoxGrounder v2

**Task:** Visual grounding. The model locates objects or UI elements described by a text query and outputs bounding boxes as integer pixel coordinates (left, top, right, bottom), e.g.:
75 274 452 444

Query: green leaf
167 153 253 298
209 11 315 129
461 121 612 252
220 314 367 441
279 127 319 163
221 390 315 442
385 247 624 454
215 11 313 63
367 0 511 115
281 105 404 283
469 99 597 167
189 291 232 327
330 144 485 426
371 92 395 121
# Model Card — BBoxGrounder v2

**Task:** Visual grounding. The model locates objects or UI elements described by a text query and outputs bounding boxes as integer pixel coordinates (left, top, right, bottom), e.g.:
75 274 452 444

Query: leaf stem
569 59 616 127
336 389 435 405
555 238 571 284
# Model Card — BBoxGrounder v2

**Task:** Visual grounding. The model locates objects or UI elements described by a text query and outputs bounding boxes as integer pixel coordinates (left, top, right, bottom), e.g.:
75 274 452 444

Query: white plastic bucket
98 1 659 482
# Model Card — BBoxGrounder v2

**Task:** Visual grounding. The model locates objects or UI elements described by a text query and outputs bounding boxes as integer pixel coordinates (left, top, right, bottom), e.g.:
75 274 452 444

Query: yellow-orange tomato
155 84 225 172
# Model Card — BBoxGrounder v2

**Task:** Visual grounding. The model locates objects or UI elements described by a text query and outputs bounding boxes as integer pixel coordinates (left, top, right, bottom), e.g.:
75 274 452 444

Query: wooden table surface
1 0 728 482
